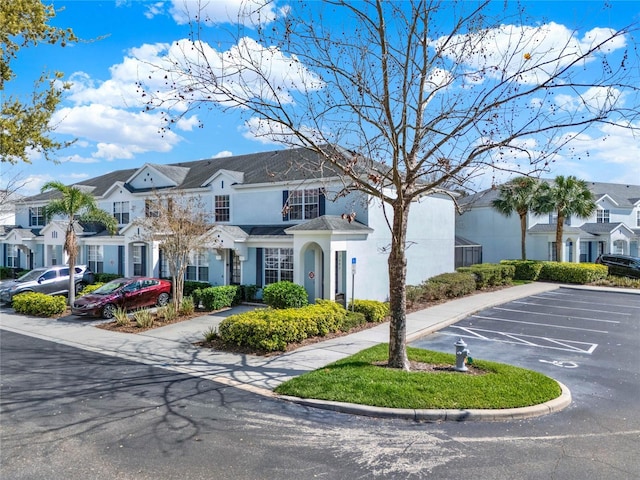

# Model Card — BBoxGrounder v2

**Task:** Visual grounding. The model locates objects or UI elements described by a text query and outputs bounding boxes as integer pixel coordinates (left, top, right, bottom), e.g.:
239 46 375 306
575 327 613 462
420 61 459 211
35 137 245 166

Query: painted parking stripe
492 307 621 324
511 300 631 316
442 326 598 354
525 293 640 310
471 314 610 333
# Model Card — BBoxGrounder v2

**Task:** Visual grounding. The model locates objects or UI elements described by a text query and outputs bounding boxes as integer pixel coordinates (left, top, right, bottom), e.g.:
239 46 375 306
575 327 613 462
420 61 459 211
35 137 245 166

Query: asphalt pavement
2 282 635 421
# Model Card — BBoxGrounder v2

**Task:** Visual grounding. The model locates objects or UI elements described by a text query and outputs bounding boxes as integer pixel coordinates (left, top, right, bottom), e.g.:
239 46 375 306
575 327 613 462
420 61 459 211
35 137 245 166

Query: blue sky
4 0 640 196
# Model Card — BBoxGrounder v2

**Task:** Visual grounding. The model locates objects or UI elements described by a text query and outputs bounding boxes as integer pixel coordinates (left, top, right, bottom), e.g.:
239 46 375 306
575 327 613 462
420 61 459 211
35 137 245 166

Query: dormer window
596 209 610 223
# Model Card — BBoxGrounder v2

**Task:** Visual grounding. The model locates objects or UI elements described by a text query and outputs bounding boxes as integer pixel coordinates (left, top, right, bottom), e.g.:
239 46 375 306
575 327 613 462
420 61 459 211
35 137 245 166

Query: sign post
351 257 356 311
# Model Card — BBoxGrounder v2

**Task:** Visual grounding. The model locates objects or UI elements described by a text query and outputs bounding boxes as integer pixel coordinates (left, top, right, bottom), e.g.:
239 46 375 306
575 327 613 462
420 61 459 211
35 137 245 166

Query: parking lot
411 287 640 403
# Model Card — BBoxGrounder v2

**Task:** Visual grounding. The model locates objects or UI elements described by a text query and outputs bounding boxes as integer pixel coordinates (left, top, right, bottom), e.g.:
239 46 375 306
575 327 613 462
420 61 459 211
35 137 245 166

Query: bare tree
138 0 639 369
133 191 214 309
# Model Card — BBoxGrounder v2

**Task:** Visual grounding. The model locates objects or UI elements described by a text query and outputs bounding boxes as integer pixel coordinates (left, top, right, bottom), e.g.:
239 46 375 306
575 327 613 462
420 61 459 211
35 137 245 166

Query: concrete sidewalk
0 282 578 420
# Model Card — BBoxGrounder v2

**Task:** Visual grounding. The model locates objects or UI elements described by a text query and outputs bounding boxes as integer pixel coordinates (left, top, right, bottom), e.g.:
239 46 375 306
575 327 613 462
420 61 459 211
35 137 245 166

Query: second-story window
597 209 610 223
29 206 45 226
215 195 230 222
289 188 319 220
113 201 130 224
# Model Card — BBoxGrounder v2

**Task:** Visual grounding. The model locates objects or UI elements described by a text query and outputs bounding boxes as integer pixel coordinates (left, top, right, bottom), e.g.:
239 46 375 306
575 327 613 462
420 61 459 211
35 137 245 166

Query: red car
72 277 172 319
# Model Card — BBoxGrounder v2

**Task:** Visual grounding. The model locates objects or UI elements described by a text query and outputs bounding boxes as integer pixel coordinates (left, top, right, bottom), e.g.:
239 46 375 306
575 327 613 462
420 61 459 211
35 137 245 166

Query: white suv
0 265 95 304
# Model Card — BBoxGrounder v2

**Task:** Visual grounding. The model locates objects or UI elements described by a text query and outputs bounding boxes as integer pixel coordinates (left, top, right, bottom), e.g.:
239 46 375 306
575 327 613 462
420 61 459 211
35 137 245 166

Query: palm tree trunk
519 213 527 260
555 212 564 262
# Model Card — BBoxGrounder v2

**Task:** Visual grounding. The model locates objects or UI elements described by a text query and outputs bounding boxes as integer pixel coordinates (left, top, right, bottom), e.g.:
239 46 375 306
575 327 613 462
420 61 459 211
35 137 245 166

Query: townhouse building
1 146 456 302
456 181 640 263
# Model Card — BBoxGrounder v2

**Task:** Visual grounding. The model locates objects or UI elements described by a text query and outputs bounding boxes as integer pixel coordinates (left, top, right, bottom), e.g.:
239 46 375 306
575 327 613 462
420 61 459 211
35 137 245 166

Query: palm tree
491 176 541 260
536 176 596 262
41 181 117 305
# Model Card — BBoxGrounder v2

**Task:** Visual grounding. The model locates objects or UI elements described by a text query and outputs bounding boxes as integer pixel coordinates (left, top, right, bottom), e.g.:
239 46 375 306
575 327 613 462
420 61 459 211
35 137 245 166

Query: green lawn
274 344 561 409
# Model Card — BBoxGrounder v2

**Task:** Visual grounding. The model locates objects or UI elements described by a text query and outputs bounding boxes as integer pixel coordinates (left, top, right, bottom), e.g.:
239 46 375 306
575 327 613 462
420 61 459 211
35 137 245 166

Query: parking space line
511 300 631 316
443 326 598 354
529 293 640 310
471 315 610 333
492 307 621 324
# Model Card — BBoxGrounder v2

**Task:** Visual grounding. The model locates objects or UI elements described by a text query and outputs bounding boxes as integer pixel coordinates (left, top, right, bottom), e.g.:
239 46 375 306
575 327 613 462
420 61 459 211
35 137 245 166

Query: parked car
0 265 95 304
72 277 172 319
595 254 640 279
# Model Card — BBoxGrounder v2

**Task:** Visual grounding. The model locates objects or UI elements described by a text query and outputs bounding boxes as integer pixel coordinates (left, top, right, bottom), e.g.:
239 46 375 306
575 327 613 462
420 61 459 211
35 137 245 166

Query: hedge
538 262 608 284
12 292 67 317
457 263 515 289
194 285 239 311
348 299 389 323
500 260 544 281
262 281 309 309
426 272 477 298
218 301 352 352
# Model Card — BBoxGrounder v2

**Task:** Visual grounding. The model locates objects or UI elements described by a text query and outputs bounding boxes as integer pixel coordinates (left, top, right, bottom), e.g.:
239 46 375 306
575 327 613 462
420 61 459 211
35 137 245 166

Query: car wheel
102 304 116 319
157 292 170 306
75 282 86 295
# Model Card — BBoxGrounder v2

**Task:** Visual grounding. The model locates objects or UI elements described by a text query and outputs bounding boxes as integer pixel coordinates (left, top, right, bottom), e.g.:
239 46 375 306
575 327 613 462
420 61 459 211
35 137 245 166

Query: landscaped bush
500 260 544 281
427 272 477 298
217 301 349 352
348 299 389 323
12 292 67 317
239 284 259 302
457 263 515 289
0 266 13 279
538 262 608 284
78 283 104 296
184 280 211 298
179 295 195 315
94 273 121 283
134 308 154 328
262 281 308 309
196 285 239 311
339 311 367 331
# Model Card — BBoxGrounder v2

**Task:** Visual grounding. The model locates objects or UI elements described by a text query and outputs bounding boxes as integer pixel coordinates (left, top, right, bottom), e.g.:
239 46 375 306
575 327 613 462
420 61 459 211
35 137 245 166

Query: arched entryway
300 241 324 303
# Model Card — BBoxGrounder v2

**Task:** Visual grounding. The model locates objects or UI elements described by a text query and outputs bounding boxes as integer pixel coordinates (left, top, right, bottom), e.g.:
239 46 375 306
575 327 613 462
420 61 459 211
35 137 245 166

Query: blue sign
352 257 356 264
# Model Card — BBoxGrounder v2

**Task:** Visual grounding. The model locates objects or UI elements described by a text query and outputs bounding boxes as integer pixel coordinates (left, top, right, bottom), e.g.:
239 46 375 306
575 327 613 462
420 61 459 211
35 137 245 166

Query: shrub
457 263 515 289
157 303 177 322
339 311 367 331
113 307 130 326
12 292 67 317
202 326 218 343
262 281 308 309
348 299 389 323
218 301 348 352
179 296 195 316
94 273 121 283
427 272 477 297
134 309 154 328
239 284 259 302
500 260 544 281
0 266 13 279
78 283 104 296
198 285 239 311
538 262 608 284
183 281 211 298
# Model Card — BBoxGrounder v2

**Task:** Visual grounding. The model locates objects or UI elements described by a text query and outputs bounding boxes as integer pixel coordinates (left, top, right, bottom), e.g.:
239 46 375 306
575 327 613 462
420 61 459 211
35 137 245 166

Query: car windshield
16 269 48 282
92 280 130 295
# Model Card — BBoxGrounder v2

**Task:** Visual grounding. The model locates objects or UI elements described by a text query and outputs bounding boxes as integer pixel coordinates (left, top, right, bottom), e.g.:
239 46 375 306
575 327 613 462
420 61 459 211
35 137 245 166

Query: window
264 248 293 285
597 209 610 223
87 245 104 273
548 213 557 224
289 189 319 220
133 245 144 276
6 246 18 267
215 195 230 222
186 251 209 282
113 201 130 224
231 252 241 284
29 206 45 226
548 242 557 261
145 199 159 218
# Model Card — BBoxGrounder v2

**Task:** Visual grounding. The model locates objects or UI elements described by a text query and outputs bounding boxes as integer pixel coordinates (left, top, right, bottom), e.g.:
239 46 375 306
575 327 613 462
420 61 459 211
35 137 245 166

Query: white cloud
51 104 182 160
168 0 279 27
431 22 627 85
213 151 233 158
552 86 623 114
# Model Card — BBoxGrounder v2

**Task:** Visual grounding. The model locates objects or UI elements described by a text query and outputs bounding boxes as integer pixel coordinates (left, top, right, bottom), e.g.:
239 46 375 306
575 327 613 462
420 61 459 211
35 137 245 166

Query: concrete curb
278 381 572 422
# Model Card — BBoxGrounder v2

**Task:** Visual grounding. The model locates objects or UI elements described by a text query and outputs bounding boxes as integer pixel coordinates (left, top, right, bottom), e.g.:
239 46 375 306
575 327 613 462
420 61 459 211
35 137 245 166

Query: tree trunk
387 201 410 370
555 212 564 262
519 213 527 260
66 225 77 307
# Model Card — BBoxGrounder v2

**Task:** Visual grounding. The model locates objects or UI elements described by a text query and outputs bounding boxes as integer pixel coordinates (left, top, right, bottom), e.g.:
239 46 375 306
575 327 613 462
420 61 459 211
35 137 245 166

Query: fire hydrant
455 338 470 372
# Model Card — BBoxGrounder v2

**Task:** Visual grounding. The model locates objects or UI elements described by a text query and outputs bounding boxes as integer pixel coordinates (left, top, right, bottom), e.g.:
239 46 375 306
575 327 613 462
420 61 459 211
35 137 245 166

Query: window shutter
282 190 289 221
3 244 6 265
319 190 326 216
256 248 263 287
141 245 147 276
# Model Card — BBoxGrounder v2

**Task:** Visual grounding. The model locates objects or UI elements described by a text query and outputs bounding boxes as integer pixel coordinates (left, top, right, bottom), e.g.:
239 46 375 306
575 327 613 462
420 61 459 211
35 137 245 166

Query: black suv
595 254 640 279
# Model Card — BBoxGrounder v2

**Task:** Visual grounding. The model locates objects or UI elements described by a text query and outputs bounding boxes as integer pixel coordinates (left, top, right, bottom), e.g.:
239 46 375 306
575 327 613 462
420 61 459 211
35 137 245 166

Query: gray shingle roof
285 215 373 232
